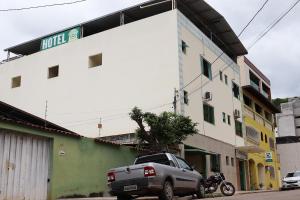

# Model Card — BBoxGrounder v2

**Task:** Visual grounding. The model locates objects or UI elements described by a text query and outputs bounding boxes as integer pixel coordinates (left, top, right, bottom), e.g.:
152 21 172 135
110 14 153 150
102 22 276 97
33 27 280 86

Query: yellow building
238 57 281 190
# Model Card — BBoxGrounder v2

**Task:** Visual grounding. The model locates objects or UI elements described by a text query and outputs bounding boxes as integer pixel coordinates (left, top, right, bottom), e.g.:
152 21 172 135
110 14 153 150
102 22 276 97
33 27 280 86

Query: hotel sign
40 27 81 50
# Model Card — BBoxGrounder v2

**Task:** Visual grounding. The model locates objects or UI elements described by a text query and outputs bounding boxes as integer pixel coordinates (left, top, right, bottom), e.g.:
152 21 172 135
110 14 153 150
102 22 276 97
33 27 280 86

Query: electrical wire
248 0 300 50
180 0 270 91
0 0 88 12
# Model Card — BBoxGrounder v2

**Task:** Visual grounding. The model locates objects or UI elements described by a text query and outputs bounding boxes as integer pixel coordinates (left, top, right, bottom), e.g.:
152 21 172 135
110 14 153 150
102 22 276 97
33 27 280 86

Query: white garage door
0 132 50 200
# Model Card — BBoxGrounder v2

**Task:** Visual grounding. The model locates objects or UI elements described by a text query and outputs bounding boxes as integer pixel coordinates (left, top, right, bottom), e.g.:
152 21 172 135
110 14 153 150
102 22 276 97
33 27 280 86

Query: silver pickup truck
107 153 205 200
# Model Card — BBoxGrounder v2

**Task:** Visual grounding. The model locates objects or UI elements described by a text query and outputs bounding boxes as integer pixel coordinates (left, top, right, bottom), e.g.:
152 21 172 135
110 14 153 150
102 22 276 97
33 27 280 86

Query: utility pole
98 117 102 137
44 100 48 127
173 88 178 114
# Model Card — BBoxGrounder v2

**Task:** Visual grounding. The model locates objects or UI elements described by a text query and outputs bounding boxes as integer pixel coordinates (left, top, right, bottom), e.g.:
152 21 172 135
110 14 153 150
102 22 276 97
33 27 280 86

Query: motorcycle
203 172 235 196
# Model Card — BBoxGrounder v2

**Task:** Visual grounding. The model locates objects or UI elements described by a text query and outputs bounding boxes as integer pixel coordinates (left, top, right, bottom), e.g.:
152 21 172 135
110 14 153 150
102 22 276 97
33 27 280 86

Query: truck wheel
159 181 174 200
196 183 205 199
117 195 132 200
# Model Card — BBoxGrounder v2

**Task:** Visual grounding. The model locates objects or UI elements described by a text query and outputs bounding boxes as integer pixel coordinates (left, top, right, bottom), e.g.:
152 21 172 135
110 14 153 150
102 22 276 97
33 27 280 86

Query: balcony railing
244 105 274 131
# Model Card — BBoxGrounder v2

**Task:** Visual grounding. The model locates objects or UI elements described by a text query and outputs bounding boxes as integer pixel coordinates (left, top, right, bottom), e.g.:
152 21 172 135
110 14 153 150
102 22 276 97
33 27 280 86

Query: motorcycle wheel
220 182 235 196
208 183 218 193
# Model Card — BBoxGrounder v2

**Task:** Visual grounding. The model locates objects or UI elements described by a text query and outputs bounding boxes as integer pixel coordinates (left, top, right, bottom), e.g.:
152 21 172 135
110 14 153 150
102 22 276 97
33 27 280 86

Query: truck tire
159 181 174 200
196 183 205 199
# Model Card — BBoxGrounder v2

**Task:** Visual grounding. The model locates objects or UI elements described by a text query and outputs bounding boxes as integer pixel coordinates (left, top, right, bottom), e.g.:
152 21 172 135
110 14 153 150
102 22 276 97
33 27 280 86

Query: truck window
135 154 171 166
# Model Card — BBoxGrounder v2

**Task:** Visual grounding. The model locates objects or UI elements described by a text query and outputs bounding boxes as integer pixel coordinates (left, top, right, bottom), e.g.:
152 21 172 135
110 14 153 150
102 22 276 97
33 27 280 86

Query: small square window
224 75 228 85
227 115 231 125
222 112 226 123
48 65 59 79
184 90 189 105
11 76 21 88
231 157 234 166
89 53 102 68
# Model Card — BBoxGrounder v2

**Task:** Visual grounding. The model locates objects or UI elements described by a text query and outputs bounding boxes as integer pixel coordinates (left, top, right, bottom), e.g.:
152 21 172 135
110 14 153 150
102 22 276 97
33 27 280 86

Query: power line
0 0 88 12
180 0 270 91
248 0 300 50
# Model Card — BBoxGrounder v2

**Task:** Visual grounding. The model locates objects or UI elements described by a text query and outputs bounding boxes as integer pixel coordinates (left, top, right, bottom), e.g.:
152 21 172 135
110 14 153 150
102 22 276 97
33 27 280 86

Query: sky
0 0 299 98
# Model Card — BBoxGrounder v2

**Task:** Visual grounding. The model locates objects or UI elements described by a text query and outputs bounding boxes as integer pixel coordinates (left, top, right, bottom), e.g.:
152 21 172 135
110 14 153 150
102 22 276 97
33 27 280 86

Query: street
203 190 300 200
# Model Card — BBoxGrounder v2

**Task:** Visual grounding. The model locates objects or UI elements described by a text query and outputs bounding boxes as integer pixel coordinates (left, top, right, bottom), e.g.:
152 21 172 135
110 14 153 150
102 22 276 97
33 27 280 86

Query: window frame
203 103 215 125
48 65 59 79
89 53 103 68
201 56 212 80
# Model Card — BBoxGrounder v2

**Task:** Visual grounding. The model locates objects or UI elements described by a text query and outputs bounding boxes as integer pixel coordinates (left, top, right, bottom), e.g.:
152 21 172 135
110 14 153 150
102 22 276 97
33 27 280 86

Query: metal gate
0 132 50 200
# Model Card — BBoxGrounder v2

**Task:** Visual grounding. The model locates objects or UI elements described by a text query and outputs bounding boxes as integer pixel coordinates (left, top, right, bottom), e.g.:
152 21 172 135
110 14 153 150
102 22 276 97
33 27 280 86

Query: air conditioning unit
234 109 241 119
203 92 212 101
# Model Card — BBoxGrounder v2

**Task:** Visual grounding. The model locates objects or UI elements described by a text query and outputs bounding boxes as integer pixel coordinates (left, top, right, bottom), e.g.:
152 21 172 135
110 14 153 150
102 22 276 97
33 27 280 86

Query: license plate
124 185 137 191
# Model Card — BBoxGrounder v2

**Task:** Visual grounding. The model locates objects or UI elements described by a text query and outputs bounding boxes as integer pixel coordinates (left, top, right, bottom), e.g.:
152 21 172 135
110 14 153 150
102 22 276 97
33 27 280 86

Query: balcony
244 105 274 131
262 90 269 99
250 80 260 91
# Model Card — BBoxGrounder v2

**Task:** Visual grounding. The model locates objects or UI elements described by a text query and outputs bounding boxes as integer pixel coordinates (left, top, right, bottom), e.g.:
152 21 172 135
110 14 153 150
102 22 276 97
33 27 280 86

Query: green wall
0 122 137 200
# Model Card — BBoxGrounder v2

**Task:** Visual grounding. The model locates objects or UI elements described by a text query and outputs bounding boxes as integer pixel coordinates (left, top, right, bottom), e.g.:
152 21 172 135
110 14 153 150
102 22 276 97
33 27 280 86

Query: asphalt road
203 189 300 200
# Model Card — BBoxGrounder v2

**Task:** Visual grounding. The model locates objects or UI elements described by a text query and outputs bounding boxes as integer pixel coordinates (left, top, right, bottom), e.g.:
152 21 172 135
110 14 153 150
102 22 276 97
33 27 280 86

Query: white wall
277 142 300 177
0 10 180 137
177 12 244 147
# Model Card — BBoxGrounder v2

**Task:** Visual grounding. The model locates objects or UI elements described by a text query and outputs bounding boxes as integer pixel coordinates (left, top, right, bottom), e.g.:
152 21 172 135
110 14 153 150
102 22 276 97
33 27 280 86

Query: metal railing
244 105 274 131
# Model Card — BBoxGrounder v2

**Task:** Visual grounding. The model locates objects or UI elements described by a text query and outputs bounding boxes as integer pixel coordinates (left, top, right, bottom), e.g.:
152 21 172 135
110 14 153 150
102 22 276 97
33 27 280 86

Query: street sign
40 27 81 50
265 152 273 162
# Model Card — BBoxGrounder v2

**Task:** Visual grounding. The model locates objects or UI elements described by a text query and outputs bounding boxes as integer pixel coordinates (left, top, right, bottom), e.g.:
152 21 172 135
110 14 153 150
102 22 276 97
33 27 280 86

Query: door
239 160 246 190
0 132 50 200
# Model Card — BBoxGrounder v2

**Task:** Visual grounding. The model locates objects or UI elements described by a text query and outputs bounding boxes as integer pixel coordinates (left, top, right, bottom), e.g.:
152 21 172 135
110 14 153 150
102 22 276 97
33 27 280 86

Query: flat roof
244 56 271 85
5 0 247 58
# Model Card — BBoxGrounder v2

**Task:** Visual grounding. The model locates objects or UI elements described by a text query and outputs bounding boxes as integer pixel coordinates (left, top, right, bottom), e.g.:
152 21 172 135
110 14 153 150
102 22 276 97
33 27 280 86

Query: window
227 115 231 125
210 154 221 172
265 111 272 122
265 134 268 143
255 103 262 115
235 120 243 137
224 75 228 85
226 156 229 165
219 71 223 81
203 104 215 124
231 157 234 166
261 132 264 141
201 57 212 80
232 82 240 99
243 95 252 108
89 53 102 68
184 90 189 105
11 76 21 88
269 138 275 150
250 71 260 91
222 112 226 123
181 40 188 54
48 65 59 79
176 157 192 171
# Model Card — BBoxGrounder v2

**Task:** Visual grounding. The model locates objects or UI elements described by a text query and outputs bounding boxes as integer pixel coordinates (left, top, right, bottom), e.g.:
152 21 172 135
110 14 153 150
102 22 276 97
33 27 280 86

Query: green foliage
129 107 198 152
272 98 288 110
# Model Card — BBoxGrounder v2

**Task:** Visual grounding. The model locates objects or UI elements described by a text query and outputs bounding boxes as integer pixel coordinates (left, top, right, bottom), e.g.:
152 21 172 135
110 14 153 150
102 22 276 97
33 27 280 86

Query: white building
0 0 248 187
277 97 300 137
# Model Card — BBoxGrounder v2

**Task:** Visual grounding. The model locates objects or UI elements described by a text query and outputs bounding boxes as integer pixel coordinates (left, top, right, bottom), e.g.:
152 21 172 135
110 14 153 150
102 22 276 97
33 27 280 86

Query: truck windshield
135 154 170 166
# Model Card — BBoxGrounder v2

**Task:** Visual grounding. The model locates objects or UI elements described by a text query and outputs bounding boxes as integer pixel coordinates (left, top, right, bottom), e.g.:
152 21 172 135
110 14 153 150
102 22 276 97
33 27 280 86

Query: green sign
265 152 273 162
41 27 81 50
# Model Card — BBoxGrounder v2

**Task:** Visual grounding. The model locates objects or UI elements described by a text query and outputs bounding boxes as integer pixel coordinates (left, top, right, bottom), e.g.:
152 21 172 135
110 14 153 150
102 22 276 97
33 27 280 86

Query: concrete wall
0 121 137 200
185 134 238 188
277 142 300 177
177 12 244 147
0 10 179 138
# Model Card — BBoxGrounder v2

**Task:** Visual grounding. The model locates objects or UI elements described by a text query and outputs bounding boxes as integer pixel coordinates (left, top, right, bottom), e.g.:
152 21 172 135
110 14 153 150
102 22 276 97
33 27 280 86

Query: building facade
0 0 248 190
276 97 300 179
238 56 281 190
277 97 300 137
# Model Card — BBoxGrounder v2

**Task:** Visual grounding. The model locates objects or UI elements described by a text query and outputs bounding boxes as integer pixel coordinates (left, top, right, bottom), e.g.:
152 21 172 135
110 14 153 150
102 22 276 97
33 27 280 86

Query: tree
129 107 198 152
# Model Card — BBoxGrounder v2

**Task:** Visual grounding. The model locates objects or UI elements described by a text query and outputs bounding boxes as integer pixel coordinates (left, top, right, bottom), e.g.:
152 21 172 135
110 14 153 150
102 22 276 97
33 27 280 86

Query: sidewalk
59 190 279 200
